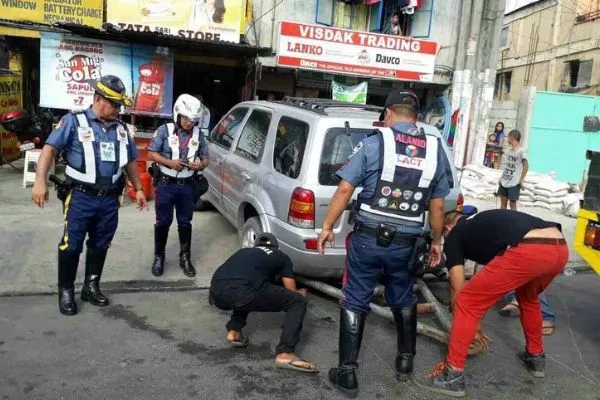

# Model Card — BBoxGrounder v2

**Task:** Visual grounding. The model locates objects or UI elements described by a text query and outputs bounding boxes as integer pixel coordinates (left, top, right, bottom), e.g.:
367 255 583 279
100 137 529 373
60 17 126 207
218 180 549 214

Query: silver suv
203 98 463 278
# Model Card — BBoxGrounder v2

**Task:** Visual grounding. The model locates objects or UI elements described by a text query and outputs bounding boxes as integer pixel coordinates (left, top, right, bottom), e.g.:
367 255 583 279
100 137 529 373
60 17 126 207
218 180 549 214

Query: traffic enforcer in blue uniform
148 94 209 278
318 89 450 398
32 75 148 316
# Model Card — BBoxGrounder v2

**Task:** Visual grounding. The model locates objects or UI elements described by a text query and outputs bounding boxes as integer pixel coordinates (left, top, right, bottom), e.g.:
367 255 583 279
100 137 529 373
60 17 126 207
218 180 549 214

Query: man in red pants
416 209 568 398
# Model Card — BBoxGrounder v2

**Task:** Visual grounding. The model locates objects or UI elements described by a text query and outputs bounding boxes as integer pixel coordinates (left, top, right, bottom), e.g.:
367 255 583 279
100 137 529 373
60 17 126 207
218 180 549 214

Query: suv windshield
319 127 373 186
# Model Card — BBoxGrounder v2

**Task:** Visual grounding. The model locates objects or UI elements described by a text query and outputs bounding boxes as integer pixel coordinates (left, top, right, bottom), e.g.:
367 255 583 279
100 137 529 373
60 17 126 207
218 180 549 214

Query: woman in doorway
490 121 506 146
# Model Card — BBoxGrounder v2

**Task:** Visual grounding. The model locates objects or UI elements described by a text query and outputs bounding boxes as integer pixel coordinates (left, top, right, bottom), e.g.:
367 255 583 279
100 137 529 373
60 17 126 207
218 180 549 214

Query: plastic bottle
133 47 167 113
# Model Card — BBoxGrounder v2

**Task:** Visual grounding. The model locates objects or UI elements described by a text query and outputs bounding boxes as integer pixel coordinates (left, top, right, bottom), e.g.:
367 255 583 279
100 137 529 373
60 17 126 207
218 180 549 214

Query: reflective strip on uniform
418 135 438 188
379 128 397 182
159 123 199 179
358 129 440 225
65 113 129 185
112 134 129 183
65 113 96 184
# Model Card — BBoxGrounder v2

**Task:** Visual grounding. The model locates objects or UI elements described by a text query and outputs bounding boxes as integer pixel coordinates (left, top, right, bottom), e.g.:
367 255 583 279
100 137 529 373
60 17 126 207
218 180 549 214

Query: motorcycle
0 108 55 152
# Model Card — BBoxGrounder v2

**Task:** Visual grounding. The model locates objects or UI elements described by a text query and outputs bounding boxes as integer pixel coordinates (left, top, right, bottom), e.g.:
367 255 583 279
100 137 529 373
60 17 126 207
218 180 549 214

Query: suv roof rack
276 97 384 116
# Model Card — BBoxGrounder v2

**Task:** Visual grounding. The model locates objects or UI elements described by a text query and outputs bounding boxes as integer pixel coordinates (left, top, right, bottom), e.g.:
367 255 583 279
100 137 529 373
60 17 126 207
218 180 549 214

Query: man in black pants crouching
210 233 317 372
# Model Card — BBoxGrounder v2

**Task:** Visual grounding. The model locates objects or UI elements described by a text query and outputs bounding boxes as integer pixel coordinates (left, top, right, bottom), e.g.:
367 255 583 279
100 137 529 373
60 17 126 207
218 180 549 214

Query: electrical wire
245 0 285 36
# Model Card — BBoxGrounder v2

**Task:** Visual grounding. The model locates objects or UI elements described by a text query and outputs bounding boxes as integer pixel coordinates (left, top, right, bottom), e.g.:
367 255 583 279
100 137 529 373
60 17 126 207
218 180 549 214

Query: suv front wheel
240 217 263 248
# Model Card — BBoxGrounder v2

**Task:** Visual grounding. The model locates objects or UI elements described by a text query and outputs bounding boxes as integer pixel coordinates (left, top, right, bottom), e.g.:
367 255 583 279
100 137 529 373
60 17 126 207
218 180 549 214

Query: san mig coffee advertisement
39 33 174 117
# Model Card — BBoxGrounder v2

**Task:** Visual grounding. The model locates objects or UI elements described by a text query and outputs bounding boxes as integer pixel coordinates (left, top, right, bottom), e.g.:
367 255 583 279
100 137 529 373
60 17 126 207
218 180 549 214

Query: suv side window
235 109 272 163
273 116 309 179
211 107 248 150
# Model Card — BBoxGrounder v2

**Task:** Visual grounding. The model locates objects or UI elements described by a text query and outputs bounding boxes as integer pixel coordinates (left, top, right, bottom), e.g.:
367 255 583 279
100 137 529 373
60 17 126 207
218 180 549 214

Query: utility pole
451 0 507 168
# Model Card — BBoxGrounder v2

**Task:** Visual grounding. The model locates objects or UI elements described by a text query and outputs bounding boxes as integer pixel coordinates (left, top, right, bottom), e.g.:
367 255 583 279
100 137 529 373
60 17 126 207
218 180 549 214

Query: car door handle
241 172 252 181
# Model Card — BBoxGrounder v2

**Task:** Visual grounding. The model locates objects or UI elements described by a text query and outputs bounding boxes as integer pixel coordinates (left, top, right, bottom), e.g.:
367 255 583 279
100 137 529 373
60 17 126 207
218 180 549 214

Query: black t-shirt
444 210 561 269
211 246 295 288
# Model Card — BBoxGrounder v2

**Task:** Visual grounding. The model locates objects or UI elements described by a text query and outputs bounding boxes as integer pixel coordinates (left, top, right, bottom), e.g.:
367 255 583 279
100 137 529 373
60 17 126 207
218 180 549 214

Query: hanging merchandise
331 79 368 104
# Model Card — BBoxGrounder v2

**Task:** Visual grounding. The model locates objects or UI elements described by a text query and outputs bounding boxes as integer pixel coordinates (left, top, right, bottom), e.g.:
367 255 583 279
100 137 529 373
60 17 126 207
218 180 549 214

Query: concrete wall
248 0 462 84
498 1 600 101
489 100 518 133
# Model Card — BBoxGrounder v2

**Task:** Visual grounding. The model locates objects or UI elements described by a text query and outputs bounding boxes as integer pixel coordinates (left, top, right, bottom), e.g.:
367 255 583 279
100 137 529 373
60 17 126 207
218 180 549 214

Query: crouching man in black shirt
209 233 317 373
416 210 568 398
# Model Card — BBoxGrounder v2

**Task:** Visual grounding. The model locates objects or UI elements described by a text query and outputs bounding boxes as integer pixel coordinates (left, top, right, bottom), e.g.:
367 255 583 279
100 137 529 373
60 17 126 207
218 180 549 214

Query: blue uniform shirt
148 124 209 160
337 122 451 235
46 107 138 187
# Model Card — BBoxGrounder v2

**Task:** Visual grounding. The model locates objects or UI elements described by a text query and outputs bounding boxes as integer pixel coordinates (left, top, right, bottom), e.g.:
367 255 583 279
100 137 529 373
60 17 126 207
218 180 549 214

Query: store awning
56 23 272 59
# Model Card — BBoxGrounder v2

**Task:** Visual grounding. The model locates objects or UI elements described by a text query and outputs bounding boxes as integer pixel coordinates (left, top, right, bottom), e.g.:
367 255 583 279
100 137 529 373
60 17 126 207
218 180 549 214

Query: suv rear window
319 127 373 186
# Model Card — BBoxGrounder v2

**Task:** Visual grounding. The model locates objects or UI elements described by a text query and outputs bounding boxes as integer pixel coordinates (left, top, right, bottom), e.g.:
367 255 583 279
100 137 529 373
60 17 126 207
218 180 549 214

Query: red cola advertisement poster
40 32 174 117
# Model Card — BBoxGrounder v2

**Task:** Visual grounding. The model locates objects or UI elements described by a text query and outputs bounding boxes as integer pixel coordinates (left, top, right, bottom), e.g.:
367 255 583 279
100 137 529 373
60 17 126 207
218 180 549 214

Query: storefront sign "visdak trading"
277 21 437 82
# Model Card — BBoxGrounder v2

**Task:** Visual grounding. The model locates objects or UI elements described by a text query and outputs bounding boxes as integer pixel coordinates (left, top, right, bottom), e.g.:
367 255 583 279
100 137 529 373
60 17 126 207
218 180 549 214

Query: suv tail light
456 192 464 212
288 187 315 228
584 222 600 248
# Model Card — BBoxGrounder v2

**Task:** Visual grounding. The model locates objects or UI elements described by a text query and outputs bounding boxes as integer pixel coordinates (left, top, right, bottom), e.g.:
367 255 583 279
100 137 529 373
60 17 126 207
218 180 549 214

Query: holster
49 174 69 203
347 200 358 225
408 233 431 274
149 162 160 187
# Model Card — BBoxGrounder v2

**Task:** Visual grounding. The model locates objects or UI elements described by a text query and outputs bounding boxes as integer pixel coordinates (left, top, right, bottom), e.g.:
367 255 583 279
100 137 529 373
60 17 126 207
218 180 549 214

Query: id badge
78 127 95 142
117 126 129 144
100 142 116 162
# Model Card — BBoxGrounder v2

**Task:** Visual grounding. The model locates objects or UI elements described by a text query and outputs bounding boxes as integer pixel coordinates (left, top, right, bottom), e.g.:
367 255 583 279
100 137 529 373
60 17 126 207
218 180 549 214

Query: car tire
240 217 263 248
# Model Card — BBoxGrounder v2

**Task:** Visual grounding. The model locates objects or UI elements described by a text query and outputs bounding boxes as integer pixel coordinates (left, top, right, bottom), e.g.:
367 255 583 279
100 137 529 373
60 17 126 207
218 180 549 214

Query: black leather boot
81 248 110 306
392 304 417 382
328 308 366 398
179 226 196 277
58 250 80 316
152 226 169 277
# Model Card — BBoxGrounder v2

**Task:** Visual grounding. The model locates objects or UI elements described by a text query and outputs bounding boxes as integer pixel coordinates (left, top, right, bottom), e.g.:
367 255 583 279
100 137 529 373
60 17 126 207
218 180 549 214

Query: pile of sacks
459 164 503 200
519 172 569 211
459 164 581 217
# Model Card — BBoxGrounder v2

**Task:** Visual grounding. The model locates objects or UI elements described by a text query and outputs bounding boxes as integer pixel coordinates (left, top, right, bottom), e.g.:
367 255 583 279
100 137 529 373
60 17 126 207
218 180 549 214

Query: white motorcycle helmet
173 94 203 123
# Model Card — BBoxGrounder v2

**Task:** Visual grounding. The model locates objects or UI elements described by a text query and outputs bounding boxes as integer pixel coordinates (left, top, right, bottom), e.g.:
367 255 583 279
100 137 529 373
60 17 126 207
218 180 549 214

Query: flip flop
275 358 319 373
542 322 555 336
499 302 520 317
228 336 249 348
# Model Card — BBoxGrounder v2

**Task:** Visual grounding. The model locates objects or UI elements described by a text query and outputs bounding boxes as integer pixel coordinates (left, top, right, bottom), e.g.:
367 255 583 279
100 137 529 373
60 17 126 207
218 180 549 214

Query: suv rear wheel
240 217 263 248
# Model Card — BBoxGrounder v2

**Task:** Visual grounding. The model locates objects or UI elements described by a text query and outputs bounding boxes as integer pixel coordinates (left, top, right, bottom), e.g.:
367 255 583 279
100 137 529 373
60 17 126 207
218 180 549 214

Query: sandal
542 321 555 336
275 358 318 373
499 302 520 317
227 336 249 348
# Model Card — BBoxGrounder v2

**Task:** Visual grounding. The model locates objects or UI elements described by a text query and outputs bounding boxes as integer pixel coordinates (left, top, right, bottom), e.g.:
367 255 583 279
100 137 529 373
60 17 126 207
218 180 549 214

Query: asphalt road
1 272 599 400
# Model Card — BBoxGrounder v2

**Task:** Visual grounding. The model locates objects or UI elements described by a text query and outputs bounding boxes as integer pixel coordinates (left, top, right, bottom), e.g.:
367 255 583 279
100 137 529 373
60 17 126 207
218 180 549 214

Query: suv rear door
221 106 274 219
313 120 375 249
262 114 312 222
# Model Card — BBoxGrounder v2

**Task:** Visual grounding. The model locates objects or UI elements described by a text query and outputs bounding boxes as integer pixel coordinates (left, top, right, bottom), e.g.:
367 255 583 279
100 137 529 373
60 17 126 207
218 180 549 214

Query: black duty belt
159 174 194 185
70 184 122 197
521 237 566 245
353 221 418 244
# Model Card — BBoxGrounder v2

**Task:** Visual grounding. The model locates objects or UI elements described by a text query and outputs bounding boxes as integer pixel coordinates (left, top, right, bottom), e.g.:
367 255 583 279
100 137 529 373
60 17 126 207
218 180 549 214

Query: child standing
498 130 529 210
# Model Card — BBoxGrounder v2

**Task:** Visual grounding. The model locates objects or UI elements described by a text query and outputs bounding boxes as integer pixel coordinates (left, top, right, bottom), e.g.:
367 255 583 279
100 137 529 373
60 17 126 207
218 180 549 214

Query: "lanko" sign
276 21 438 82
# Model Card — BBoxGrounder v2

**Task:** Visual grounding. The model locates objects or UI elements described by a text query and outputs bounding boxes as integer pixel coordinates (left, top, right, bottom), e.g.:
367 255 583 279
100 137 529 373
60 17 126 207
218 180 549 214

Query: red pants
446 242 568 369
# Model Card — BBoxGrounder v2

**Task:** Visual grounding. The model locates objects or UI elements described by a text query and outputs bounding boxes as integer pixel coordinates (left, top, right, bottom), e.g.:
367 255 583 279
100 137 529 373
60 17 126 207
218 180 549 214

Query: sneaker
414 362 466 398
517 351 545 378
